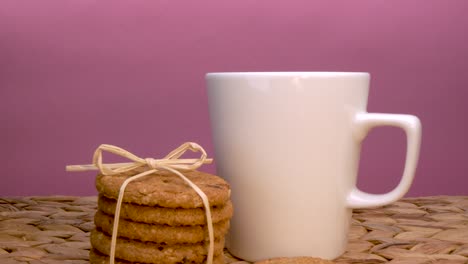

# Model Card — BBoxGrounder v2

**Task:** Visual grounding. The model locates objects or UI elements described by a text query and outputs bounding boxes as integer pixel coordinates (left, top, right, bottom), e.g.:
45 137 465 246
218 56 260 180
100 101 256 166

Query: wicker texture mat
0 196 467 264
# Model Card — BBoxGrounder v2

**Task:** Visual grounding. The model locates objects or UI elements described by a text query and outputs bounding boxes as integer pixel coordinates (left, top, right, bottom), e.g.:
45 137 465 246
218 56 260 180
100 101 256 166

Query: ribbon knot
145 158 162 169
66 142 214 264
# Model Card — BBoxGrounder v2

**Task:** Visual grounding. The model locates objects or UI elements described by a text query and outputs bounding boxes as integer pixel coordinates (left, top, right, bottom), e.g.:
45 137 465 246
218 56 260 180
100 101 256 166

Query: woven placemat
1 196 467 264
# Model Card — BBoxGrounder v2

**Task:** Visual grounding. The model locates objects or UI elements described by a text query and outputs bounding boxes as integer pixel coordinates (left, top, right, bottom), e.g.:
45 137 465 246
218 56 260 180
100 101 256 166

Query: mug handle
346 112 422 208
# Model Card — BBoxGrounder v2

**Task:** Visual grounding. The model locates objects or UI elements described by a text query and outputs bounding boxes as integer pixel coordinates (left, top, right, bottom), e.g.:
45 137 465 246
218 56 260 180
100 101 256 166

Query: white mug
206 72 421 261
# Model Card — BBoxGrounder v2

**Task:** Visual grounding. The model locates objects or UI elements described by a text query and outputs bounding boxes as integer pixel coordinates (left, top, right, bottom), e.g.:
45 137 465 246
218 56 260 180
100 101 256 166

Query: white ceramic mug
206 72 421 261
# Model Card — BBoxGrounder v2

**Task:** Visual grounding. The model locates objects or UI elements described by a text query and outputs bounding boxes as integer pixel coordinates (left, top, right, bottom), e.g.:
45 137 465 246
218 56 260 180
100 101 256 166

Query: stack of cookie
89 169 233 264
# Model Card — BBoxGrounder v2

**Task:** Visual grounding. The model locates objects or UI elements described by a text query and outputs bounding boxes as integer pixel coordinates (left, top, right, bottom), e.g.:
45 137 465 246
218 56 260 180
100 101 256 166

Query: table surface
0 196 467 264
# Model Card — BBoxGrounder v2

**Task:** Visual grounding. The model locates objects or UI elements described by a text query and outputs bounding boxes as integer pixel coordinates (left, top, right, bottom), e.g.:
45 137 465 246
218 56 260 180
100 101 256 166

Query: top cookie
95 169 230 208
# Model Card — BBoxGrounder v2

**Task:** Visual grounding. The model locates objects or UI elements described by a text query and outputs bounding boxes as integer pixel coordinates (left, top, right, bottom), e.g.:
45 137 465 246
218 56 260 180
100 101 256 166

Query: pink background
1 1 467 196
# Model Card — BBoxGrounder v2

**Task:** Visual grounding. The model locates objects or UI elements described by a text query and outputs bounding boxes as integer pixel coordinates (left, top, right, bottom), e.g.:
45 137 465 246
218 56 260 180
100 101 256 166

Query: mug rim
206 71 369 78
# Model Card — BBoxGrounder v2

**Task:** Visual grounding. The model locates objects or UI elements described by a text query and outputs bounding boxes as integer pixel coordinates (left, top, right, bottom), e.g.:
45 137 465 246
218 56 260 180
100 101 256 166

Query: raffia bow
66 142 214 264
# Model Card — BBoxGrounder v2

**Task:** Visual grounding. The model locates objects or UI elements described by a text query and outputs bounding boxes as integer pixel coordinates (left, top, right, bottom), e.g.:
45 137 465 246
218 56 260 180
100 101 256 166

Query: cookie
90 229 225 263
89 249 226 264
94 210 230 244
98 195 233 226
254 257 335 264
96 169 230 208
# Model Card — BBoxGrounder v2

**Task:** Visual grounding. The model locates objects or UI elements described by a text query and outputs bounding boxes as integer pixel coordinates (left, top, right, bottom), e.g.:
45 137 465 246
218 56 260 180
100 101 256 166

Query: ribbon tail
109 169 156 264
160 166 214 264
66 162 146 172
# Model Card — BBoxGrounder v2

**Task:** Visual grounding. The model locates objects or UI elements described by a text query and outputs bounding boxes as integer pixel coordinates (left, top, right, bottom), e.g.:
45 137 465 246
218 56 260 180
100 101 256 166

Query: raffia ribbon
66 142 214 264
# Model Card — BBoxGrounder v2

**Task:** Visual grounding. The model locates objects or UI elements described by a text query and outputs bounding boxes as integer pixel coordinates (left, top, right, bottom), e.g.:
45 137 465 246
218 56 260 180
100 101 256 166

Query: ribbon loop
92 144 147 175
163 142 208 171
